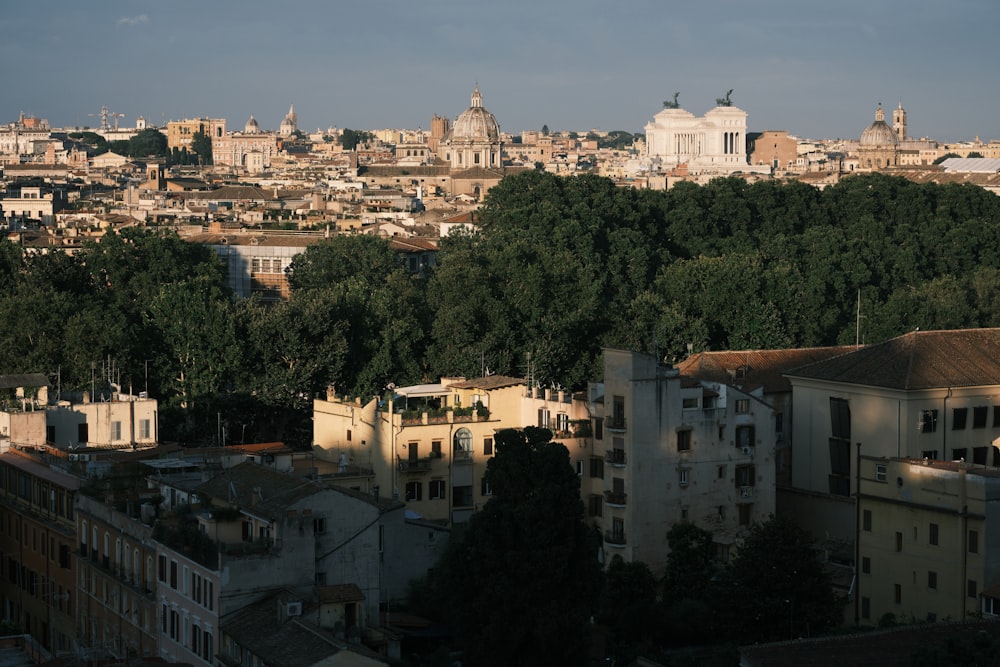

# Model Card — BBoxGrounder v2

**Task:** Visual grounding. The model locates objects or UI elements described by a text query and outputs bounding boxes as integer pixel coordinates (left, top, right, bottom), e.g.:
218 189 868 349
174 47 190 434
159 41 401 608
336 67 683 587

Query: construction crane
87 105 126 131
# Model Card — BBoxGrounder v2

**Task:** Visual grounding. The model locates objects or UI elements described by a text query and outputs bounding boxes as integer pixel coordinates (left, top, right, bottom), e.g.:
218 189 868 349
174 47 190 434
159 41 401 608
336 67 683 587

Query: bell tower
893 102 907 142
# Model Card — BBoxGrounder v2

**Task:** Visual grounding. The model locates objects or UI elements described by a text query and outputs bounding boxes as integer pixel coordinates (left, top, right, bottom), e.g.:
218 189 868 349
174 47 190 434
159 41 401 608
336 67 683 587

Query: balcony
604 490 627 507
604 530 627 547
605 449 626 467
605 416 627 432
397 456 435 473
738 485 755 500
453 449 474 465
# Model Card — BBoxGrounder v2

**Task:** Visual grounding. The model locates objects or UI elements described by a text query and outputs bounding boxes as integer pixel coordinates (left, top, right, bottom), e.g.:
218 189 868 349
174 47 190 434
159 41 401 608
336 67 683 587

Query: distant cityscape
3 85 1000 666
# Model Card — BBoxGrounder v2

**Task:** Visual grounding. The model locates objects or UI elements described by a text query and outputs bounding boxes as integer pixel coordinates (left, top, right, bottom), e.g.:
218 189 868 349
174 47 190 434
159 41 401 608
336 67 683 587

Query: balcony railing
604 530 627 546
605 416 627 432
604 490 627 507
453 449 474 465
738 485 755 500
605 449 626 466
397 457 435 473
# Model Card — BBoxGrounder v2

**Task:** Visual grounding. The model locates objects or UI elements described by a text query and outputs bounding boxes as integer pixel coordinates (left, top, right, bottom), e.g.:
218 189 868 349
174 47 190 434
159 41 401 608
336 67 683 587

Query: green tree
598 555 659 660
339 128 373 151
287 235 402 291
190 130 213 165
438 427 602 666
127 128 168 158
721 515 842 643
541 124 549 136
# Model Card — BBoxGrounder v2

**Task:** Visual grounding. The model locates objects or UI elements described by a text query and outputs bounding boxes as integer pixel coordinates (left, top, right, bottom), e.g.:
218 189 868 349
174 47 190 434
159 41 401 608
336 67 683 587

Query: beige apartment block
166 119 226 153
857 456 1000 626
785 329 1000 548
312 376 593 525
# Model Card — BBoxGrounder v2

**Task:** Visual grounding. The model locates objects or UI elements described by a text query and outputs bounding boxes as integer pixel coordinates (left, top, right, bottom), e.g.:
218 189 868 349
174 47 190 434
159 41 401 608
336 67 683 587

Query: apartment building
166 119 226 153
784 329 1000 547
75 494 159 660
312 376 593 525
587 349 776 571
857 456 1000 626
0 447 78 655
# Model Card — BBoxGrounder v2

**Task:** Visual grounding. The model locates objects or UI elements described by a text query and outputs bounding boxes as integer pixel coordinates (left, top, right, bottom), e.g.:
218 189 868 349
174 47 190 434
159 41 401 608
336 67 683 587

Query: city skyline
2 0 997 143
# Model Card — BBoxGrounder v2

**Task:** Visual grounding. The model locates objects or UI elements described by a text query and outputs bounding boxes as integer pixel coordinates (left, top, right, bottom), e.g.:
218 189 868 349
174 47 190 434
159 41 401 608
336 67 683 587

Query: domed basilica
436 85 510 197
857 103 902 170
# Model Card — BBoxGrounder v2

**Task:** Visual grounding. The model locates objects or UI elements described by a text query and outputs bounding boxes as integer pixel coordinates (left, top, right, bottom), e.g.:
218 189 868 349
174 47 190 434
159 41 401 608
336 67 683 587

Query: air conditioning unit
285 601 302 617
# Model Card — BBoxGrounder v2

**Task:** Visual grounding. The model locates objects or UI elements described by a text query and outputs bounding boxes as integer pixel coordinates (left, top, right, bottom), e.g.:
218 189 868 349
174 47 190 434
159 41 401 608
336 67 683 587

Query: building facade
857 456 1000 626
588 349 776 571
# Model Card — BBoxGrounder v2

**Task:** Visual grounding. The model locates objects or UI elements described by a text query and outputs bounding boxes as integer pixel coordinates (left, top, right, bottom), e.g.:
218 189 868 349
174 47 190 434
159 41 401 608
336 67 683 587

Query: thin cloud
116 14 149 27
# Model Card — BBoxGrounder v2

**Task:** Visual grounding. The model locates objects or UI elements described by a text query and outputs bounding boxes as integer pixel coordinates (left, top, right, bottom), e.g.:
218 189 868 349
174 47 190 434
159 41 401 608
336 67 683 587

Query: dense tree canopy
6 170 1000 447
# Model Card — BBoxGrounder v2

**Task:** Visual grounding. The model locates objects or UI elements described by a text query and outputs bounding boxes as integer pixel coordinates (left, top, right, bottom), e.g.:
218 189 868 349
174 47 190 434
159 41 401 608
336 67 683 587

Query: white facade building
644 102 770 176
589 349 776 572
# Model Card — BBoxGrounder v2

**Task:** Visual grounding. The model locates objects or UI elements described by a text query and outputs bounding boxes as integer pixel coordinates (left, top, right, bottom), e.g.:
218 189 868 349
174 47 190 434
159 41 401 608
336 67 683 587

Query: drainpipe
854 441 862 627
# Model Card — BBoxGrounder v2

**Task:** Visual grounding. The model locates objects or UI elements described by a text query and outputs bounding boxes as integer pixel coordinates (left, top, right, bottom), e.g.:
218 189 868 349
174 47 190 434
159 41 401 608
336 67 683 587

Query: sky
2 0 997 143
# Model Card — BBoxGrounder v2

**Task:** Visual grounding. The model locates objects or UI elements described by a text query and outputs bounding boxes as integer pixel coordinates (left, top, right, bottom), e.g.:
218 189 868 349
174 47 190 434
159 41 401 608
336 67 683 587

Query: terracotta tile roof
785 328 1000 390
195 462 322 520
677 347 855 394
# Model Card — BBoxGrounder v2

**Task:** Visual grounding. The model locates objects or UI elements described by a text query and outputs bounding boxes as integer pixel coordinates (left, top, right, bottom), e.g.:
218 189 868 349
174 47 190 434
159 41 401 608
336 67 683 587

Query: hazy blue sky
2 1 995 142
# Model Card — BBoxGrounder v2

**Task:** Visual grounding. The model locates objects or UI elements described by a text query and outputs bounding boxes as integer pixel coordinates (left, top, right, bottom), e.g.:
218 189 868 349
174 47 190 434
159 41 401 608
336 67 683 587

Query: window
861 597 870 619
717 505 727 520
969 529 979 554
453 485 473 508
953 407 968 430
111 421 122 441
736 425 755 450
969 580 978 598
139 419 151 439
480 476 492 496
895 531 903 552
828 438 851 496
453 428 472 454
863 509 872 532
994 406 1000 428
953 448 967 462
312 518 326 534
735 465 755 488
775 411 784 435
875 464 887 482
611 395 625 429
894 583 902 604
921 410 939 433
589 456 604 479
677 429 691 452
718 465 727 479
537 408 550 429
929 523 939 546
682 397 698 409
738 503 752 526
735 399 750 414
928 571 937 590
594 417 604 440
974 406 988 429
170 560 177 589
431 440 442 458
429 480 446 500
922 450 939 460
576 460 584 477
483 438 493 456
404 482 422 501
678 469 689 486
588 494 602 517
862 556 871 574
203 631 213 662
158 555 166 582
830 398 851 439
556 413 569 433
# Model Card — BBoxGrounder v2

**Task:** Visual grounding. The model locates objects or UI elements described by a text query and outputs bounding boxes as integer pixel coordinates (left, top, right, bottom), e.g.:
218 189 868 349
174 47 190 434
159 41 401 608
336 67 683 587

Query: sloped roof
677 347 855 394
196 462 322 520
221 592 342 667
318 583 365 604
785 329 1000 390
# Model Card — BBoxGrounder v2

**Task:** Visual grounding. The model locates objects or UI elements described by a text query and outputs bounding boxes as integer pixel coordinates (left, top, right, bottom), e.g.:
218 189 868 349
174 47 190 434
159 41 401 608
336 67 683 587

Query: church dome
450 85 500 142
244 114 260 134
860 104 899 146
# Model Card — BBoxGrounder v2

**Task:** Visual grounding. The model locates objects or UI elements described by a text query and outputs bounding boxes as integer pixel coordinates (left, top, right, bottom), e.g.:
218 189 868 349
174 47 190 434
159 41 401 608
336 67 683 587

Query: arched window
454 428 472 454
